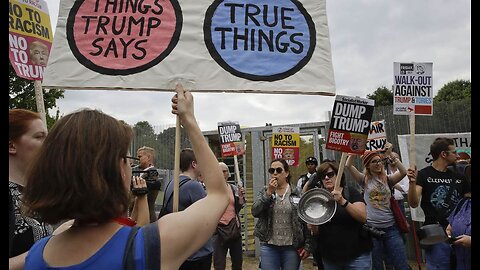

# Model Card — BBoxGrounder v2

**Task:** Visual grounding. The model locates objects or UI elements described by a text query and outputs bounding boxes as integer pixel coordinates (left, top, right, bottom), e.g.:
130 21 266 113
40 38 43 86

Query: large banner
271 126 300 166
397 132 471 171
42 0 335 94
326 95 375 154
9 0 53 81
393 62 433 115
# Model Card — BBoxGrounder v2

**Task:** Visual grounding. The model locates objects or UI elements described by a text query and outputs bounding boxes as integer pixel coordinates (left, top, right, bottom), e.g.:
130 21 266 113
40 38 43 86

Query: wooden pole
233 154 242 187
334 152 348 190
34 80 47 125
409 114 416 168
173 115 181 212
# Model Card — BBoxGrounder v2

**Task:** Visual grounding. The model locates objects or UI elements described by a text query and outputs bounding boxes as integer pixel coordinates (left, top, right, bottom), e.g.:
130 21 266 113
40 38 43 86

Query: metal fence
132 99 470 168
133 98 470 256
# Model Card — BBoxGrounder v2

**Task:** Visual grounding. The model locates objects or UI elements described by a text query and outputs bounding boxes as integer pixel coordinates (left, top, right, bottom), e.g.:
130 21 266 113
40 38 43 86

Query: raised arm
407 166 422 208
345 154 363 183
159 84 229 269
387 157 407 185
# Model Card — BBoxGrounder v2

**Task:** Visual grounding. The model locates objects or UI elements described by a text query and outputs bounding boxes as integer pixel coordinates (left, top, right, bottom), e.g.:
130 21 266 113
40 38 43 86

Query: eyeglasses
268 167 284 174
370 159 384 165
321 171 336 179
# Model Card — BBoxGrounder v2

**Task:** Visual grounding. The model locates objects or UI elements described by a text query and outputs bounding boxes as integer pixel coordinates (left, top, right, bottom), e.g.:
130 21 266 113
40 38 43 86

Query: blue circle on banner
204 0 316 81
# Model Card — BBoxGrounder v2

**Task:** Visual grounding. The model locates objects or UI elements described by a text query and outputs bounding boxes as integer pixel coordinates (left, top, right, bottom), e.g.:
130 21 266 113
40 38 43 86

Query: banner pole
173 115 181 212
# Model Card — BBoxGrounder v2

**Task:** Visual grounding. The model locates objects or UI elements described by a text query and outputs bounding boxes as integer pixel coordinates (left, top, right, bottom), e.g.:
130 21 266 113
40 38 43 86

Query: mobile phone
446 235 459 244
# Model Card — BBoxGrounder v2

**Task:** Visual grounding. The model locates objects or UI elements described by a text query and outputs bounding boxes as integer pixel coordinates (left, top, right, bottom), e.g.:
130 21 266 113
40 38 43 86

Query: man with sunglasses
408 137 470 270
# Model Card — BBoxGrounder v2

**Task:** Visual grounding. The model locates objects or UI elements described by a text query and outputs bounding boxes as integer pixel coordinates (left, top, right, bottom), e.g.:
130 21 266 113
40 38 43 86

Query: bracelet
341 200 349 208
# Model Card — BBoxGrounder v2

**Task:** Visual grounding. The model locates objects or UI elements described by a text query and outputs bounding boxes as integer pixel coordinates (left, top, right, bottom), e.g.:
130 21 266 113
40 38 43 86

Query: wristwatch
341 200 349 208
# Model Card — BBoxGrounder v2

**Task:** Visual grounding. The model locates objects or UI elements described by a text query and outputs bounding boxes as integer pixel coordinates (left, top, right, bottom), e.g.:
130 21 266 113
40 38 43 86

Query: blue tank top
25 226 147 269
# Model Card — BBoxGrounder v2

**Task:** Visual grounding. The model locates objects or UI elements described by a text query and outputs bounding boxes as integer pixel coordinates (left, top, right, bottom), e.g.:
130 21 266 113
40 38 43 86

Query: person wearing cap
345 151 409 270
297 157 318 190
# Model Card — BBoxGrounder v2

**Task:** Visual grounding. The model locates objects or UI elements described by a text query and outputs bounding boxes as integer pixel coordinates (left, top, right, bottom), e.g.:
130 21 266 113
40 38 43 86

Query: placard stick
409 114 416 168
173 115 181 212
233 154 241 187
334 152 348 190
35 81 47 125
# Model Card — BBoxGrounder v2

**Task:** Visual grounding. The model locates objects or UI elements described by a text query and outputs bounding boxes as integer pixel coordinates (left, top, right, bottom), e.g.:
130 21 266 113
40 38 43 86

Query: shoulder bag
388 178 410 233
216 185 241 242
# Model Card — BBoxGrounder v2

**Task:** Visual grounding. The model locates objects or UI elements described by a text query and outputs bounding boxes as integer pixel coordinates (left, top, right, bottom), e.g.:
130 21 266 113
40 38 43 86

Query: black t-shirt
316 186 372 263
417 166 470 226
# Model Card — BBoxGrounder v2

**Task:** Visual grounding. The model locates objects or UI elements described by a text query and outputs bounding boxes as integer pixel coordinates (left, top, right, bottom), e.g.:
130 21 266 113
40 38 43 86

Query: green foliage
434 79 471 102
9 62 64 129
366 86 393 106
131 123 191 170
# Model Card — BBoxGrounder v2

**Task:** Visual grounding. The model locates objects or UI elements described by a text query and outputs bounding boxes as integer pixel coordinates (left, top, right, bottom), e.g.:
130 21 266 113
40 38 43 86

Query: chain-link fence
132 98 470 169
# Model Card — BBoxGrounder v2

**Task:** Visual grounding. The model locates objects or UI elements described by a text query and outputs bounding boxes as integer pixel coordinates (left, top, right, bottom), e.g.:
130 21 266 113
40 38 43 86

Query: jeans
260 243 300 270
371 224 409 270
213 234 243 270
424 242 452 270
322 251 372 270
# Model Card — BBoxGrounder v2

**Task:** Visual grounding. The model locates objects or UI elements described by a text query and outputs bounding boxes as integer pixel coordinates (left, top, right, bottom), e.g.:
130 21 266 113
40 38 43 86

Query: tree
434 79 471 102
9 62 64 128
366 86 393 106
132 121 157 151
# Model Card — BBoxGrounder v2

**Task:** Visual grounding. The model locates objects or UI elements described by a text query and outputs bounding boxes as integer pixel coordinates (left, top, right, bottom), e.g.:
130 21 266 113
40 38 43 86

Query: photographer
133 146 161 223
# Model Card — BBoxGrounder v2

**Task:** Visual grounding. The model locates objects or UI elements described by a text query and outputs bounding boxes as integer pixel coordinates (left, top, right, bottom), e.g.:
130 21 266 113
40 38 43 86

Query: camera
132 168 160 184
131 168 161 196
362 224 385 239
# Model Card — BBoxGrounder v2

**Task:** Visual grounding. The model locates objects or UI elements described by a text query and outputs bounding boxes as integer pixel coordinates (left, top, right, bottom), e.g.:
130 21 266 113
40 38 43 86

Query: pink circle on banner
67 0 182 75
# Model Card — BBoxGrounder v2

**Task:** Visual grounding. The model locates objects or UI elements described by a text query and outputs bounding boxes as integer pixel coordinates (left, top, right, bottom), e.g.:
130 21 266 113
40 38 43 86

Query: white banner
43 0 335 95
397 132 471 170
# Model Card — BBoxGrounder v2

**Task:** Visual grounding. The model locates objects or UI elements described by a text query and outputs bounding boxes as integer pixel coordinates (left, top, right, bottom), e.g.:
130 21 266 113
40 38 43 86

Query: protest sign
326 95 375 154
9 0 53 80
271 127 300 166
218 121 244 157
42 0 335 95
365 120 387 152
393 62 433 115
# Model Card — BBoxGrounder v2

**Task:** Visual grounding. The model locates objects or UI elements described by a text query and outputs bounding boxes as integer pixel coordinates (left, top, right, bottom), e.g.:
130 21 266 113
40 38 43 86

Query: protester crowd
9 88 471 269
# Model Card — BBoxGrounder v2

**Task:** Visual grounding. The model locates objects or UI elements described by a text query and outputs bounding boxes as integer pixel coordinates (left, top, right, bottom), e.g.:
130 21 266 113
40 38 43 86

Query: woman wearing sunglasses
345 152 409 270
252 158 314 270
304 160 372 270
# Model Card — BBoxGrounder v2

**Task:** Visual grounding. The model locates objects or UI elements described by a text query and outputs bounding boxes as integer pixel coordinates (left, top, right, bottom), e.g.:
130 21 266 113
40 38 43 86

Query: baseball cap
305 156 318 165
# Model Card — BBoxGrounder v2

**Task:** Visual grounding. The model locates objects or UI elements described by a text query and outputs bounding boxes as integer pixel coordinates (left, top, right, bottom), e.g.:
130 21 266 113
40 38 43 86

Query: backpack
158 178 190 219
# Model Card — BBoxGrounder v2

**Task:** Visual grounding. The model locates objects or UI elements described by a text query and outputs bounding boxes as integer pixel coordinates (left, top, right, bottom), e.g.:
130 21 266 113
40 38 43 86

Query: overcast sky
46 0 471 132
